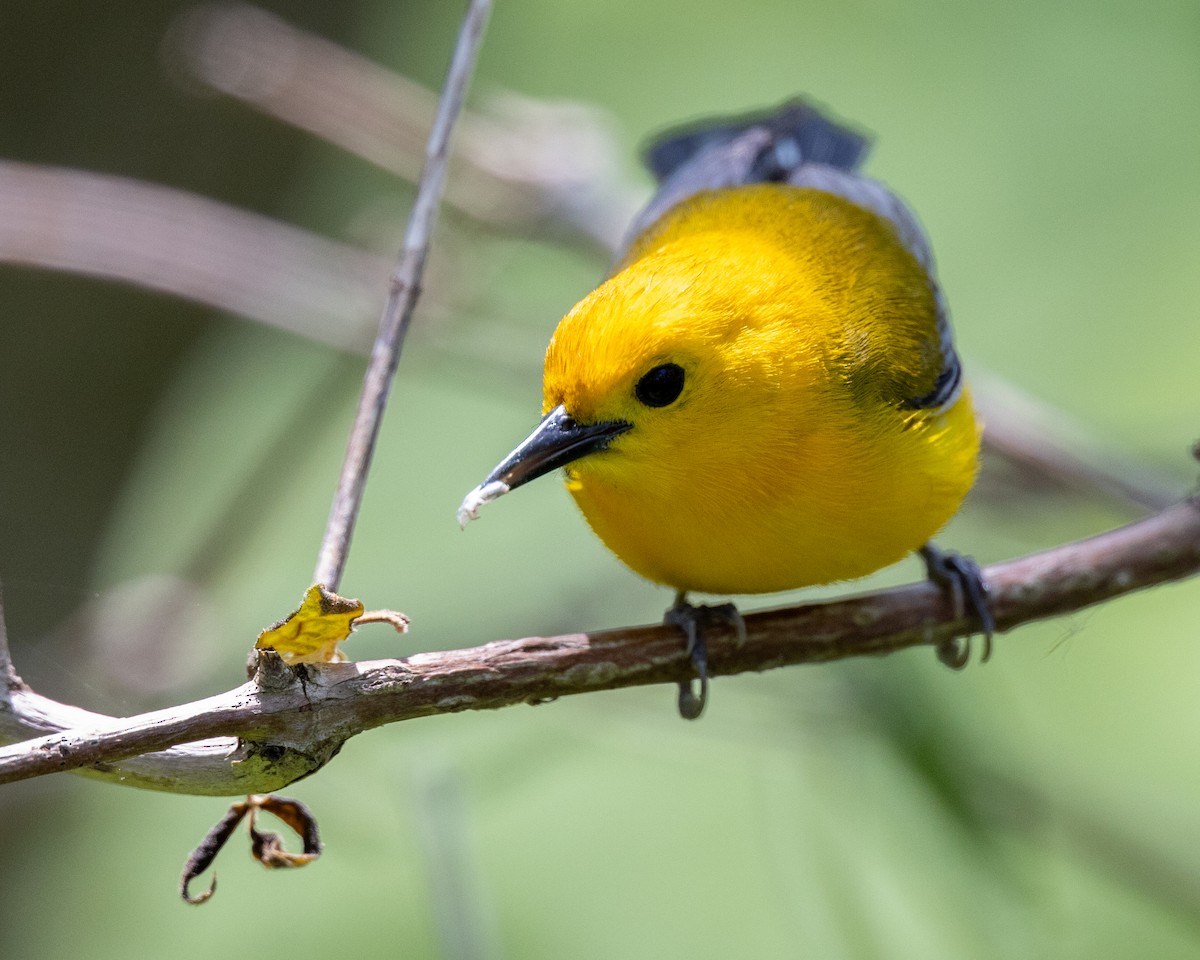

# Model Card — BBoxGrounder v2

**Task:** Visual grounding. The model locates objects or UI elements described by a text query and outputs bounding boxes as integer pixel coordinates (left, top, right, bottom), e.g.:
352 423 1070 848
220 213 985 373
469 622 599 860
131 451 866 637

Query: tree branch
2 496 1197 792
312 0 492 591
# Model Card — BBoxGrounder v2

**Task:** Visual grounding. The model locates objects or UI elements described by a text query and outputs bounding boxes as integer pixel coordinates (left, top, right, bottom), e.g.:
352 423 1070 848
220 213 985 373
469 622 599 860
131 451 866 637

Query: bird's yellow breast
543 184 981 596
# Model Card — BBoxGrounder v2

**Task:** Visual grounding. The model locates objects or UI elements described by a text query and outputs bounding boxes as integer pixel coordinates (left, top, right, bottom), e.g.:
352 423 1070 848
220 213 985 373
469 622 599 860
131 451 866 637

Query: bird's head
456 238 832 528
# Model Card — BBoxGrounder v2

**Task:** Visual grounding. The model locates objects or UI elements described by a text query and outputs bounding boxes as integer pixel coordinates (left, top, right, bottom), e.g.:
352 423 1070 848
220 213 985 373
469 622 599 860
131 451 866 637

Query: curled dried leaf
247 794 323 868
180 794 322 904
180 801 251 905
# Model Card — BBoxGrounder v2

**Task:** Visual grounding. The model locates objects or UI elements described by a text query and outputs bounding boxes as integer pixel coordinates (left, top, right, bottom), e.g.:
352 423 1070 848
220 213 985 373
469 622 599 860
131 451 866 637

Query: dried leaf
247 794 323 869
250 827 320 868
180 795 323 904
180 800 251 905
255 584 364 664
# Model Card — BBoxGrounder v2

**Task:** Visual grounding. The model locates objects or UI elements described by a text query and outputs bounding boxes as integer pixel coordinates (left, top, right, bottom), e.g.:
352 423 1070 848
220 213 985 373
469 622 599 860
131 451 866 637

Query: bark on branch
2 496 1197 794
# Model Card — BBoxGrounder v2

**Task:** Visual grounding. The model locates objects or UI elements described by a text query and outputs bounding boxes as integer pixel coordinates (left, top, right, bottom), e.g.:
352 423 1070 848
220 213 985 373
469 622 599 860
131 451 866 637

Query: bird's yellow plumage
458 100 989 715
542 184 980 594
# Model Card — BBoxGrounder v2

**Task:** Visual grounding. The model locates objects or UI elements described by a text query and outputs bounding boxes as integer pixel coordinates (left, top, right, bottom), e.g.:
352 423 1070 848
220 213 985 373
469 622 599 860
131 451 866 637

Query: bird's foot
919 543 995 669
664 594 746 720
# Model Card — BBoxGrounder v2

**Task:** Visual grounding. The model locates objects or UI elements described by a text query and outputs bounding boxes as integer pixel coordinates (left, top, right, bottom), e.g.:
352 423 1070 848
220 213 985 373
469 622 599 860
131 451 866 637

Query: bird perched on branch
459 100 992 718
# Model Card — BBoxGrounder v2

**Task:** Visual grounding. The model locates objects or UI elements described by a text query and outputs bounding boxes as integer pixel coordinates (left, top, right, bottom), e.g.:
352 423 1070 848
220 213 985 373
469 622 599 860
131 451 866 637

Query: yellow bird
459 101 991 717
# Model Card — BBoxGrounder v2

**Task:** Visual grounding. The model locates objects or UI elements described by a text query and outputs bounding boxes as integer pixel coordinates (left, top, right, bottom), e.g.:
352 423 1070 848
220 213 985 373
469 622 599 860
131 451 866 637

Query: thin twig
2 496 1197 792
312 0 492 591
0 582 12 678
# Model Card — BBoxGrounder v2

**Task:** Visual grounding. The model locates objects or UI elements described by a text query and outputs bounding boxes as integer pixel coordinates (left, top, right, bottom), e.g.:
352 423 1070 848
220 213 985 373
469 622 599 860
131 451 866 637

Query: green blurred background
2 1 1199 957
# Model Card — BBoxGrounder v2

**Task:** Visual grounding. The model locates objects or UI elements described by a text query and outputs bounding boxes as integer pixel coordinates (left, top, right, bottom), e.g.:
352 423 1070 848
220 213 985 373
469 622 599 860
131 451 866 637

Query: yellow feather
541 184 981 595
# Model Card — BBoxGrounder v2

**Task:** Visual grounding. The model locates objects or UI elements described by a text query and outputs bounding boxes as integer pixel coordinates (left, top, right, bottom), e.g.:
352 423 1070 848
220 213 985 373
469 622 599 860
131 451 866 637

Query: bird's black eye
634 363 685 408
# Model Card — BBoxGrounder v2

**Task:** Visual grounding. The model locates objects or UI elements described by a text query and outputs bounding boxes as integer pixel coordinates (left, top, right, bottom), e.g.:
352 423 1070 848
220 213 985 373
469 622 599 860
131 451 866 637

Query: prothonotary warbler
458 100 992 718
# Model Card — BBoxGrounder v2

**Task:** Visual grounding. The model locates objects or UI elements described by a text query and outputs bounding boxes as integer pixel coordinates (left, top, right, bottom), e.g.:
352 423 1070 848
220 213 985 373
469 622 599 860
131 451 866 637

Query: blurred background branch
0 160 388 347
170 3 638 252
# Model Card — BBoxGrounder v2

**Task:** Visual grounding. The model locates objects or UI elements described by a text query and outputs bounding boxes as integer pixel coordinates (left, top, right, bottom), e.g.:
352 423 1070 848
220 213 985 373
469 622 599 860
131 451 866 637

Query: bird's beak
457 404 631 527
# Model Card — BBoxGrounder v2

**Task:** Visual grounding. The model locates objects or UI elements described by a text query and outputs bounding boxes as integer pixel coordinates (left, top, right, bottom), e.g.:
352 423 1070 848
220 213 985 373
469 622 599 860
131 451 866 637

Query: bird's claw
920 543 994 669
935 635 972 670
664 597 746 720
677 668 708 720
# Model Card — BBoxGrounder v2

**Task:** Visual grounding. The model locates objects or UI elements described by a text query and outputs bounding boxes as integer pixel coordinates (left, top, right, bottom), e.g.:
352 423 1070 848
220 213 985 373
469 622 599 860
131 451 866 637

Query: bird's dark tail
617 100 873 271
643 99 869 184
